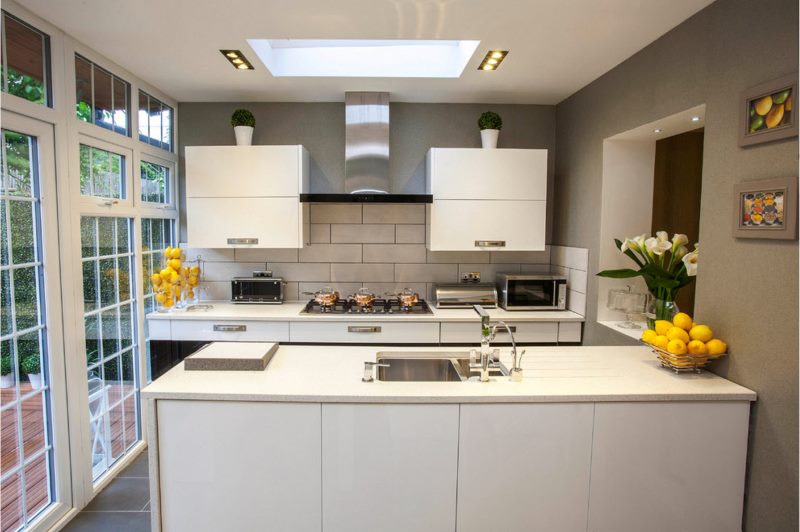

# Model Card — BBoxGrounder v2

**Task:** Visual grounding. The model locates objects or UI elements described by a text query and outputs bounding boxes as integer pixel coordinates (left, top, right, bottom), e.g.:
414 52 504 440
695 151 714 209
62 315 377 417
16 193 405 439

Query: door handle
490 324 516 333
348 326 382 333
475 240 506 248
227 238 258 245
213 324 246 332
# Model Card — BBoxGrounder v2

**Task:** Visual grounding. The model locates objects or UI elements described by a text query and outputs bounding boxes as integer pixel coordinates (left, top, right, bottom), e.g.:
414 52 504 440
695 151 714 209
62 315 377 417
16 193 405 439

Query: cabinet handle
490 324 517 333
227 238 259 245
348 326 382 333
475 240 506 248
213 324 246 332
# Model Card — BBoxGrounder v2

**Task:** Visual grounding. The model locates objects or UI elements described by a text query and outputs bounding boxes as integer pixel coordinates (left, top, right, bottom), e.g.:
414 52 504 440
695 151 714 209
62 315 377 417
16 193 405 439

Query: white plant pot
28 373 43 390
480 129 499 149
234 126 254 146
0 374 13 388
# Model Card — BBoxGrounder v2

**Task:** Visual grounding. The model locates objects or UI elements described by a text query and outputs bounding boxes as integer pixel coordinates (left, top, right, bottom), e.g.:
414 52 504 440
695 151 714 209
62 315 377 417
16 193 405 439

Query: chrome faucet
473 305 526 382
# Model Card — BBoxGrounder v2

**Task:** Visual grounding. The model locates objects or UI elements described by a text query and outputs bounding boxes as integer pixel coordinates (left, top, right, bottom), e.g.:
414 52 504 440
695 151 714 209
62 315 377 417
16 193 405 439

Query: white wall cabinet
321 404 459 532
155 400 321 532
426 148 548 251
457 403 594 532
185 145 309 248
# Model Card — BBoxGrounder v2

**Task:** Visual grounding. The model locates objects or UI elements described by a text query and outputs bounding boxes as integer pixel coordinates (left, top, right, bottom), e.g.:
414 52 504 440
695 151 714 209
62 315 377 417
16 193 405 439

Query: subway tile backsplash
188 205 588 315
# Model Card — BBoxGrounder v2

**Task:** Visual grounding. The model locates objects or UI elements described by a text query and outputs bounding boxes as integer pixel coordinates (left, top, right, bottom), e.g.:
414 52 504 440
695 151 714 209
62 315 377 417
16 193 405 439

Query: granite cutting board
184 342 279 371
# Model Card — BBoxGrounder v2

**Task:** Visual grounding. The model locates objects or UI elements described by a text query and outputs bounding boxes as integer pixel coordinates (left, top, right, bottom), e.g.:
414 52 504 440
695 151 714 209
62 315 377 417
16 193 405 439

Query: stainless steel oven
496 274 567 310
231 271 284 304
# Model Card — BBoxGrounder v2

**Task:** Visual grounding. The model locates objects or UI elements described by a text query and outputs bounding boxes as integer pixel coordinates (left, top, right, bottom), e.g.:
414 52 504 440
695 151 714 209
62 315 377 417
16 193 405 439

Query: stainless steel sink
375 352 508 382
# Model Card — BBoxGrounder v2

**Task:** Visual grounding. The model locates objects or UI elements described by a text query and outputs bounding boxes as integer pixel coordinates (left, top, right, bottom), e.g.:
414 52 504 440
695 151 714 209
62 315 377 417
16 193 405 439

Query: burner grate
302 298 433 315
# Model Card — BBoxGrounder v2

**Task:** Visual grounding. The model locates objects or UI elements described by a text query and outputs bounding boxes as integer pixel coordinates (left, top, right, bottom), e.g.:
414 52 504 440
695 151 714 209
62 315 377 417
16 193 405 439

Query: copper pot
350 288 376 307
386 288 419 307
303 287 339 306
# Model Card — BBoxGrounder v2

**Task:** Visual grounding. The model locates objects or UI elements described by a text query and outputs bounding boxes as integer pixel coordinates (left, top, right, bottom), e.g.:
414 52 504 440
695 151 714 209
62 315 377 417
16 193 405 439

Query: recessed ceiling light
654 128 662 133
478 50 508 71
220 49 254 70
247 39 480 78
691 116 701 122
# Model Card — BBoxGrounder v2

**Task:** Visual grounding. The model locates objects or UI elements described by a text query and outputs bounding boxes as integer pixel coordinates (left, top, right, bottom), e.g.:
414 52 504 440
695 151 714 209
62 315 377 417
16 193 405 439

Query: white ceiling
19 0 714 104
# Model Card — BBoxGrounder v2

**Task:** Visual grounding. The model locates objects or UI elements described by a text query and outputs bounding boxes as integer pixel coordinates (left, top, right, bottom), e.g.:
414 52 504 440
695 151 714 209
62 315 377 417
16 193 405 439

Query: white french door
0 112 71 531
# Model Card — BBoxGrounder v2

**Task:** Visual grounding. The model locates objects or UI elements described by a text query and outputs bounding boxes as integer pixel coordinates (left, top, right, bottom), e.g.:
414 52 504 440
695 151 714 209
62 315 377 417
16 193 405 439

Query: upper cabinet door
428 148 547 200
185 145 308 198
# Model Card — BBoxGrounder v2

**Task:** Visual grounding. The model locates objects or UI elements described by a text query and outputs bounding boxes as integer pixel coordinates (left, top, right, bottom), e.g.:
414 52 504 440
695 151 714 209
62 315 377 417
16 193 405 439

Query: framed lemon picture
733 177 797 240
739 73 798 147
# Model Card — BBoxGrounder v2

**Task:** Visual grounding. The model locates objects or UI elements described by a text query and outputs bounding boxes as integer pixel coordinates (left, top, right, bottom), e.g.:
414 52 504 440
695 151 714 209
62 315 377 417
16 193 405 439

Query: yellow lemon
168 259 182 271
164 246 173 258
666 326 690 343
672 312 693 331
190 266 201 275
641 329 657 344
687 340 708 355
705 339 727 356
163 298 174 308
171 247 182 259
654 320 672 336
170 271 180 284
150 273 162 286
188 275 199 286
652 335 669 350
187 290 195 299
689 324 713 343
174 286 181 298
160 268 172 281
155 292 167 304
667 338 687 355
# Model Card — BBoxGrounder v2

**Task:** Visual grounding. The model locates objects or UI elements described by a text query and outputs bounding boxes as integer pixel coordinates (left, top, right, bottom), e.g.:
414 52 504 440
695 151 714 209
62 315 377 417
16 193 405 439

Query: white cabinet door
170 320 290 342
428 148 547 200
588 401 750 532
428 200 546 251
186 197 303 248
439 321 558 343
457 403 594 532
290 321 440 344
156 400 321 532
322 404 459 532
185 145 306 198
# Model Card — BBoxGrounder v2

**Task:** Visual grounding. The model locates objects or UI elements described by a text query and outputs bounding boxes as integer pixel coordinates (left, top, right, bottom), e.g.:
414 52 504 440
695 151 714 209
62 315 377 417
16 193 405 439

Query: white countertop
146 301 584 323
142 345 756 403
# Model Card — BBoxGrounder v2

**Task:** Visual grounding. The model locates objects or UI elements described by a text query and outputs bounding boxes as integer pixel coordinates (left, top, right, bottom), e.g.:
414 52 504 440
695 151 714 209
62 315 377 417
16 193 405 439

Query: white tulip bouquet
597 231 699 322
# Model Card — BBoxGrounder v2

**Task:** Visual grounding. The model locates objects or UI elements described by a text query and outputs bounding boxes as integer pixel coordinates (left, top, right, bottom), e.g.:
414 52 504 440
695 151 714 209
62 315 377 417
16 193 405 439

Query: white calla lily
672 233 688 247
673 244 689 259
620 238 632 252
645 237 671 255
656 231 669 242
682 250 698 276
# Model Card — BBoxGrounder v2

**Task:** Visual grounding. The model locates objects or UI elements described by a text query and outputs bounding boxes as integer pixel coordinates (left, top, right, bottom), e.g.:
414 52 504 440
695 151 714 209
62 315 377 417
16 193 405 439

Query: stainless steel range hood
300 92 432 203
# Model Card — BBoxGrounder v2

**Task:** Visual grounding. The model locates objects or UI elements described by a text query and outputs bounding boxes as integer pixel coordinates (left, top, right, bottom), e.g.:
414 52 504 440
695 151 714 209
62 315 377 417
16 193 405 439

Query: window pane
74 55 130 138
9 199 34 264
138 92 149 141
99 258 116 308
0 201 7 266
80 145 124 200
80 216 97 258
85 314 100 366
161 105 173 150
97 216 114 256
13 266 38 330
1 269 11 335
75 55 92 122
138 90 173 152
82 261 98 313
2 12 49 106
2 130 34 197
140 161 169 204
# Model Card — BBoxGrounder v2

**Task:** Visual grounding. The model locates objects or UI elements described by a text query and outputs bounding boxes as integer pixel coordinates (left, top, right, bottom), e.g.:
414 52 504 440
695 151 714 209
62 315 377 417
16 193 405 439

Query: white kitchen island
143 345 755 532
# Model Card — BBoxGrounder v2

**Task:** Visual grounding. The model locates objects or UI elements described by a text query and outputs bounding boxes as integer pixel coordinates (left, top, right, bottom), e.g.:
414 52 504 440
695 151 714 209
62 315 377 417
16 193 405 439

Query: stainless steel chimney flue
345 92 390 194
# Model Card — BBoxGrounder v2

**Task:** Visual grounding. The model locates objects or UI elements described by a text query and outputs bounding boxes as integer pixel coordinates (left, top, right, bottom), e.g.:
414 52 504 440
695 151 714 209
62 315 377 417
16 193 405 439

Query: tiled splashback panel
185 204 588 315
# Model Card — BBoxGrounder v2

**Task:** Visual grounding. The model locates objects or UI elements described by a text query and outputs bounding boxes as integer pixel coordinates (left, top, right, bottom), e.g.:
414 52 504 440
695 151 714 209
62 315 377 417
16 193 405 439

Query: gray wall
178 102 556 243
553 0 798 529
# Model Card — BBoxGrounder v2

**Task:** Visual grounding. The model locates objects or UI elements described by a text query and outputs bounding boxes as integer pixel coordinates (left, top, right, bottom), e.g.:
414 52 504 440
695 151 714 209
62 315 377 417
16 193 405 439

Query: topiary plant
20 354 40 375
478 111 502 130
230 109 256 128
1 355 12 376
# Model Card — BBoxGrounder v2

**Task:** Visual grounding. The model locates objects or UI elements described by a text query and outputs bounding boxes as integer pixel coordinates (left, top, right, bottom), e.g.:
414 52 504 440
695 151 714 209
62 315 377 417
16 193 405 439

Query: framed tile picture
739 73 798 147
733 177 797 239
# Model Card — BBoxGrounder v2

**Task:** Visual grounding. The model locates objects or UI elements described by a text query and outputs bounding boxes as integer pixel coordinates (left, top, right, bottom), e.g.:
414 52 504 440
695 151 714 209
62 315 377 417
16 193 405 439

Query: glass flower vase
646 297 679 330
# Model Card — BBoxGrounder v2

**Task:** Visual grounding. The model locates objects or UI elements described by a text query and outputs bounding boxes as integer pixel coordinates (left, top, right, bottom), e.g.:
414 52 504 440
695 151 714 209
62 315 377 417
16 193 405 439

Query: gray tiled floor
63 452 151 532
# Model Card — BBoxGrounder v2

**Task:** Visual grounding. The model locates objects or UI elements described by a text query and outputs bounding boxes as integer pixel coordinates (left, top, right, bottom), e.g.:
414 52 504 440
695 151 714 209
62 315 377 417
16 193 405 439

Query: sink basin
375 352 508 382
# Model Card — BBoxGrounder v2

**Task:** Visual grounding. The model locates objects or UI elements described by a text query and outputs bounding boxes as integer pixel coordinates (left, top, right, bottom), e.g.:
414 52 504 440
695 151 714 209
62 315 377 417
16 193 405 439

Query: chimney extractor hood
300 92 432 203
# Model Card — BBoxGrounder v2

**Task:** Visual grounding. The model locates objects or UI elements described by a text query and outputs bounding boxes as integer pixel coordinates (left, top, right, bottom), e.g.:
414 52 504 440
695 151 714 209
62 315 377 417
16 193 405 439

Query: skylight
246 39 480 78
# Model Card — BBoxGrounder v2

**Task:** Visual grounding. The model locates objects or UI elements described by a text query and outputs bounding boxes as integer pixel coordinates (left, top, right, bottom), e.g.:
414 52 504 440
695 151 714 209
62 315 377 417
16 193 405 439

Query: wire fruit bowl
640 340 727 373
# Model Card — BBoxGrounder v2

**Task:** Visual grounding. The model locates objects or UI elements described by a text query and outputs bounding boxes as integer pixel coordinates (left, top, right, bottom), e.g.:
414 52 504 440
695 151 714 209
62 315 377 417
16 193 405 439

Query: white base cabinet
155 400 321 532
321 404 459 532
457 403 594 532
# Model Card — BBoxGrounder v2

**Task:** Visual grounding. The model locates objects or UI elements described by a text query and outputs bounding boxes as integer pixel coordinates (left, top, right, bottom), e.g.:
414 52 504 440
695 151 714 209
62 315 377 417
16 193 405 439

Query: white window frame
2 1 179 527
74 135 134 210
138 150 177 214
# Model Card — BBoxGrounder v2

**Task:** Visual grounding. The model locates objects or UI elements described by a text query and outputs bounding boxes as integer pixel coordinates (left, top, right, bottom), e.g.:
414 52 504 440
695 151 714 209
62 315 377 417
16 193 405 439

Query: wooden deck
1 383 137 531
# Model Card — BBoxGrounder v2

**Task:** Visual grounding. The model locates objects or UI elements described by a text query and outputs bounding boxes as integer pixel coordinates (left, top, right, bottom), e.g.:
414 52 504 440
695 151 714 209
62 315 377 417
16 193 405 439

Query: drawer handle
475 240 506 248
348 326 382 333
227 238 258 245
213 324 246 332
491 324 516 333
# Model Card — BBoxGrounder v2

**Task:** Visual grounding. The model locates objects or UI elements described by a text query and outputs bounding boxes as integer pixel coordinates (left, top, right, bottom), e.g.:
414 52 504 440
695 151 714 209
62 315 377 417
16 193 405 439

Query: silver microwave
496 274 567 310
231 271 284 304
